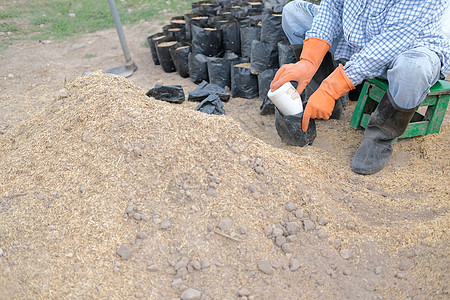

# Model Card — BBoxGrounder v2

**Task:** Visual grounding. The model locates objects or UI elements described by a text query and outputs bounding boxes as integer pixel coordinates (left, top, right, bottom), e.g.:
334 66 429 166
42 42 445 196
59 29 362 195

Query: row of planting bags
147 0 297 113
146 0 317 146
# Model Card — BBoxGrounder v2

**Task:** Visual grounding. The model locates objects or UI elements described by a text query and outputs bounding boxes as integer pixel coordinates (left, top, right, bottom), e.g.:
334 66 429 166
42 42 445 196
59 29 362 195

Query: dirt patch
0 21 449 299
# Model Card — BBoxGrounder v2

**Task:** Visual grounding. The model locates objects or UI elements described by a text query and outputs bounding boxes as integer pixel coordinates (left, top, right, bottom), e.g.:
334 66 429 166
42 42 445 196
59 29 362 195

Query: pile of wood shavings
0 71 448 299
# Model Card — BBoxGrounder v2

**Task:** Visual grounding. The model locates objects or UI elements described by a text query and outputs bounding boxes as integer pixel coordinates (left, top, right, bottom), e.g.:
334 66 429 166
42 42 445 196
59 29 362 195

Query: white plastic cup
267 82 303 115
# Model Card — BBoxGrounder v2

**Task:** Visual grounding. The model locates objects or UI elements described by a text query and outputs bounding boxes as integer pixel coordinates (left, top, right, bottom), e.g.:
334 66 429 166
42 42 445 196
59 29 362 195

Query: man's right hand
269 37 331 95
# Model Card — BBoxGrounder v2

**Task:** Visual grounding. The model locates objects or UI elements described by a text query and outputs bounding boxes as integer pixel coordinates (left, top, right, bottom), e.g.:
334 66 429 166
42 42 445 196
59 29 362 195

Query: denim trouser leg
282 0 319 44
282 0 339 54
380 47 441 109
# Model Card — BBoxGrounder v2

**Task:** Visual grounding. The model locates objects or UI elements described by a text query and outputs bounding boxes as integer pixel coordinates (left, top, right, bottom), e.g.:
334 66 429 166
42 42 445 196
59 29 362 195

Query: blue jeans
282 0 442 109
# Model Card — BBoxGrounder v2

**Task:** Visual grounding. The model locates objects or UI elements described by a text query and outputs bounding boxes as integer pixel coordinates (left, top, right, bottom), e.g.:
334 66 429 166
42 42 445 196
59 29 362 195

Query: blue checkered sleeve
306 0 450 85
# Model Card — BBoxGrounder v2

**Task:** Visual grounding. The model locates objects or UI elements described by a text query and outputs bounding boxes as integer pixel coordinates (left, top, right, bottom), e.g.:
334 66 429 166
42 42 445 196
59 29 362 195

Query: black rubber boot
291 44 343 119
351 91 417 175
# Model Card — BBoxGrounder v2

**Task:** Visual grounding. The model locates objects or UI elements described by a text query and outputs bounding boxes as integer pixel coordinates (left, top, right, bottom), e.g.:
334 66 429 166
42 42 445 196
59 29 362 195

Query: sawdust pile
0 71 448 299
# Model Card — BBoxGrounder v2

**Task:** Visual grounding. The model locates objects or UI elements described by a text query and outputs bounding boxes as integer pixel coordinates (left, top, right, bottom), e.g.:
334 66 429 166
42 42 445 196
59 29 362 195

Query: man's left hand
302 64 355 132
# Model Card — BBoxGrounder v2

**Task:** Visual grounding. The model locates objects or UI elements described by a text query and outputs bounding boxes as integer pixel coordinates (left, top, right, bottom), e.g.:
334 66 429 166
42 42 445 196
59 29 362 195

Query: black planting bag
274 108 316 146
231 62 259 99
169 42 191 78
258 68 278 115
250 40 279 75
278 41 297 66
260 10 286 44
156 40 178 73
240 24 261 58
147 32 167 65
188 52 209 84
191 23 222 57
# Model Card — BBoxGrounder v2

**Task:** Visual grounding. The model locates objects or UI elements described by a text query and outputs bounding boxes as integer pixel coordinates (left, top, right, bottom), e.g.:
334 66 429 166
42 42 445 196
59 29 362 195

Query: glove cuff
299 37 331 69
321 64 355 99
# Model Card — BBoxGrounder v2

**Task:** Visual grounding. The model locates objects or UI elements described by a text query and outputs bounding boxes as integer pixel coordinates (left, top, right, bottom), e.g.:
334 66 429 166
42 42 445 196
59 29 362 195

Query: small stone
147 264 159 272
96 286 103 291
68 13 76 18
317 229 328 239
310 214 318 222
190 260 202 270
294 209 304 219
174 259 189 271
257 259 274 275
254 166 265 174
238 289 250 297
264 225 273 236
281 243 294 253
135 292 145 298
181 288 202 300
59 89 69 98
275 236 286 247
0 248 3 256
289 258 300 271
8 73 14 79
201 259 211 269
343 269 352 276
286 235 297 242
285 222 301 235
116 244 132 260
73 263 82 271
318 216 329 226
375 266 382 275
218 218 233 231
333 238 341 249
303 219 315 231
205 188 218 197
171 278 183 290
160 220 171 229
395 272 406 279
346 221 356 230
285 202 296 212
271 227 283 237
137 231 148 239
340 249 352 260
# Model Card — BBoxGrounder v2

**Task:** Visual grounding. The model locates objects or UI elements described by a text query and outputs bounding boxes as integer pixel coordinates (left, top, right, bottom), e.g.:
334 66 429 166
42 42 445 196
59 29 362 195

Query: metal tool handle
107 0 132 63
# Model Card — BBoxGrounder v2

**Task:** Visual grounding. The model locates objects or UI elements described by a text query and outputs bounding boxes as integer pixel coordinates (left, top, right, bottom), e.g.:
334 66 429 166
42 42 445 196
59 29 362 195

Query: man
270 0 450 175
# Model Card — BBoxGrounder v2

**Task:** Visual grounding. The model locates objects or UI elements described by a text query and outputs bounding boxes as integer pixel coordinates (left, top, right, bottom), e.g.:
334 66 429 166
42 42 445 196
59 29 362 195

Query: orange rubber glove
270 37 330 94
302 64 355 132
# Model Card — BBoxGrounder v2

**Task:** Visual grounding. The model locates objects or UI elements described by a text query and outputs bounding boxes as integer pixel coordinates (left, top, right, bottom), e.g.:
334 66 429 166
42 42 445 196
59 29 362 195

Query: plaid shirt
306 0 450 85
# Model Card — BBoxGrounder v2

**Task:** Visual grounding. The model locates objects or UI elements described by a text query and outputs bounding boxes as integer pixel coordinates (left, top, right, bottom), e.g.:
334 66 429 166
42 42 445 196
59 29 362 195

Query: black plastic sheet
169 42 191 78
146 85 185 104
231 62 259 99
195 94 226 115
250 40 279 75
274 108 316 146
188 80 231 102
258 68 278 115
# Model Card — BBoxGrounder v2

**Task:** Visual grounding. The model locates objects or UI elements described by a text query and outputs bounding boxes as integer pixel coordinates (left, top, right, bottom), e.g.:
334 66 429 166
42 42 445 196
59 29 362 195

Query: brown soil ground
0 20 449 300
